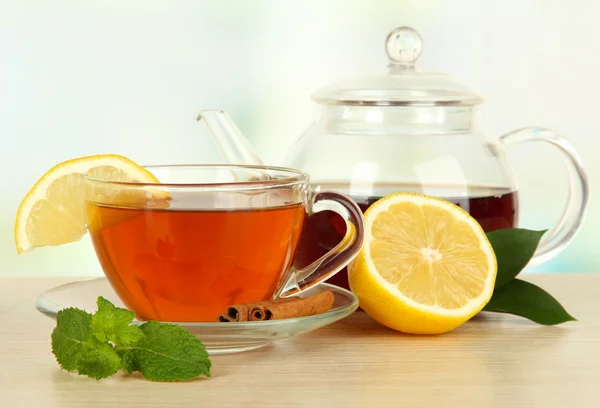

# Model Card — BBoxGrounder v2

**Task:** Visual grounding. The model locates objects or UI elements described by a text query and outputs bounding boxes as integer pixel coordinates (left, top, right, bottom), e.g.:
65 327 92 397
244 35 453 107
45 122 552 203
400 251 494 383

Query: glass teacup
82 164 364 322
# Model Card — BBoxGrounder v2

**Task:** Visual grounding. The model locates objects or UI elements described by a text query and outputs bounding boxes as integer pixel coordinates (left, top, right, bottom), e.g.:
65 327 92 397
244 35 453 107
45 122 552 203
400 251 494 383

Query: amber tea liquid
86 201 306 322
294 183 518 291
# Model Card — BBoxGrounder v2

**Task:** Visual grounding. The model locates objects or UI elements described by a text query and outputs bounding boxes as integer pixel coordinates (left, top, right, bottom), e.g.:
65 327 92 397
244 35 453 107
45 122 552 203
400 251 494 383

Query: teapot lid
312 27 484 106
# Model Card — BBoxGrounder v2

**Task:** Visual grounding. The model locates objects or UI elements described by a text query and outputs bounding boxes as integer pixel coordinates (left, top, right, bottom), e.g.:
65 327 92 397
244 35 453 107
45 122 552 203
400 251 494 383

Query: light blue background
1 0 596 276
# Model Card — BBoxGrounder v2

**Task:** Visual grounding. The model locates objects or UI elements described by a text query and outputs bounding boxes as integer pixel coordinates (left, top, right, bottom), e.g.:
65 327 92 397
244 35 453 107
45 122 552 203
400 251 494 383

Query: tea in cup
83 164 364 322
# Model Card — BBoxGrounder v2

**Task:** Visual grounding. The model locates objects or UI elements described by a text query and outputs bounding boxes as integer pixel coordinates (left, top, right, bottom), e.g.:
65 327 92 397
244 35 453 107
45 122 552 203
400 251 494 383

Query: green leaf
483 279 576 325
51 308 95 372
91 296 144 346
51 307 120 380
486 228 547 288
119 350 138 374
77 343 121 380
130 321 211 382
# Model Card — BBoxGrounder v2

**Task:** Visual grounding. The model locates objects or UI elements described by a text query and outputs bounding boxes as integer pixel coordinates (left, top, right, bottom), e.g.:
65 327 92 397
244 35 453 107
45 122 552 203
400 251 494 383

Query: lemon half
348 192 497 334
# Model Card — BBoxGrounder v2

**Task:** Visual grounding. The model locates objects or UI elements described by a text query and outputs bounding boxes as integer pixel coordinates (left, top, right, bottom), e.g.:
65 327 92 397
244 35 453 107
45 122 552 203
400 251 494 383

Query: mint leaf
91 296 144 346
486 229 546 288
483 279 576 325
51 308 95 372
51 307 120 379
117 348 138 374
77 343 121 380
129 321 211 382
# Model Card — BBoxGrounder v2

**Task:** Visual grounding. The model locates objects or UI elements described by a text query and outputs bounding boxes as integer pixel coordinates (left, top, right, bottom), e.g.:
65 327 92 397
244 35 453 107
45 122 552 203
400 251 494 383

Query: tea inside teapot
292 182 517 290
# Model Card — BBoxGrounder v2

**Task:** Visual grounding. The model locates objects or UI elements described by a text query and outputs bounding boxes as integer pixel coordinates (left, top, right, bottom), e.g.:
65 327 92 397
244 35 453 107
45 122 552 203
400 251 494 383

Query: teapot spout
196 110 264 166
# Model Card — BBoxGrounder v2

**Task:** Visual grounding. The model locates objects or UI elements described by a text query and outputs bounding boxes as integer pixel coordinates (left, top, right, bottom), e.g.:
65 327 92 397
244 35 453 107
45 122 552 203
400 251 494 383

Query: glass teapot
197 26 589 291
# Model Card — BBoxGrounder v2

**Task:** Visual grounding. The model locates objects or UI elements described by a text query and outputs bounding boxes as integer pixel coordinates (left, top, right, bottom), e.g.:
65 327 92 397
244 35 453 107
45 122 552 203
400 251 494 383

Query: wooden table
1 274 598 407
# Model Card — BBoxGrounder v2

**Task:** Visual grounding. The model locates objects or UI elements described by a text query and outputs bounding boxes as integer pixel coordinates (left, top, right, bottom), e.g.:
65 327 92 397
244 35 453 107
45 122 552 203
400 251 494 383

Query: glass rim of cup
83 163 310 190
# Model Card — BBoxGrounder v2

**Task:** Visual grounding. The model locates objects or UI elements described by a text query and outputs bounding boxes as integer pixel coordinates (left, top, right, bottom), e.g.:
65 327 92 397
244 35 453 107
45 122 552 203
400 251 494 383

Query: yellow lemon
348 192 497 334
14 154 165 253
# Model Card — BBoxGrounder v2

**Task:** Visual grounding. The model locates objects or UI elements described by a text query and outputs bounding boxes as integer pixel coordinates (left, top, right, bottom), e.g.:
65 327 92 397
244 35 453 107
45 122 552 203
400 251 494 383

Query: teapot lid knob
311 25 485 106
385 26 423 67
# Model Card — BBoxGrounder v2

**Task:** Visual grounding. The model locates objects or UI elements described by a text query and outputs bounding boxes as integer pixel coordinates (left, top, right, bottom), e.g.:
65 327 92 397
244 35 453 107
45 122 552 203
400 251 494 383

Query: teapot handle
500 128 590 267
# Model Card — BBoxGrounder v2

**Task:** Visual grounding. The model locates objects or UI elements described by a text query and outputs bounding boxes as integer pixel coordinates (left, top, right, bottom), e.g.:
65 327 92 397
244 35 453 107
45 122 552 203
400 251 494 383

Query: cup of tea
82 164 364 322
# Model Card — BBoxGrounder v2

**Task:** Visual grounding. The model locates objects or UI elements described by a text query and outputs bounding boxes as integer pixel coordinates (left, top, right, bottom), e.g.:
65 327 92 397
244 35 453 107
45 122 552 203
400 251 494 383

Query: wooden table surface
1 274 598 407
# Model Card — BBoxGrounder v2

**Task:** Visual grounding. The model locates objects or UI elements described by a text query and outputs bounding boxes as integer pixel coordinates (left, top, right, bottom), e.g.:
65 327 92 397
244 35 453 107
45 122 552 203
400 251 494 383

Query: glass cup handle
500 127 590 267
276 191 365 298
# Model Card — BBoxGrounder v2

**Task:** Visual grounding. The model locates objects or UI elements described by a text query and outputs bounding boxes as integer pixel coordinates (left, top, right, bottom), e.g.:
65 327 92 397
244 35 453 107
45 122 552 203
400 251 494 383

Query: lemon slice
348 192 497 334
14 154 163 254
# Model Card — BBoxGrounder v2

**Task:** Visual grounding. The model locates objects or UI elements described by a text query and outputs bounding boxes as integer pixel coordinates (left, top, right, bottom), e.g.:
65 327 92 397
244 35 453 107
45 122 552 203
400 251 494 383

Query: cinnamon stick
217 290 335 322
218 304 252 322
248 296 302 321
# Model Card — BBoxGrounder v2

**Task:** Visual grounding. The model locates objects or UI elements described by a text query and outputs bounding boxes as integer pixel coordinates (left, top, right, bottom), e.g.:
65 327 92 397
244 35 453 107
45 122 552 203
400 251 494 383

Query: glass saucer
35 278 359 354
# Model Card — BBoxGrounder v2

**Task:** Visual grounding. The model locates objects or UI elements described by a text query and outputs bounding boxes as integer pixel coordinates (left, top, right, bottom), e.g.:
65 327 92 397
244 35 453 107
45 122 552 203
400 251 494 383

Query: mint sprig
483 228 576 325
51 297 211 381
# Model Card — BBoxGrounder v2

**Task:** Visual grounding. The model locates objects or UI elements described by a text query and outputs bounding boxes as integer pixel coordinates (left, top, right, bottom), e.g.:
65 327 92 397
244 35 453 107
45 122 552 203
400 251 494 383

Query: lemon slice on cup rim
14 154 163 254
